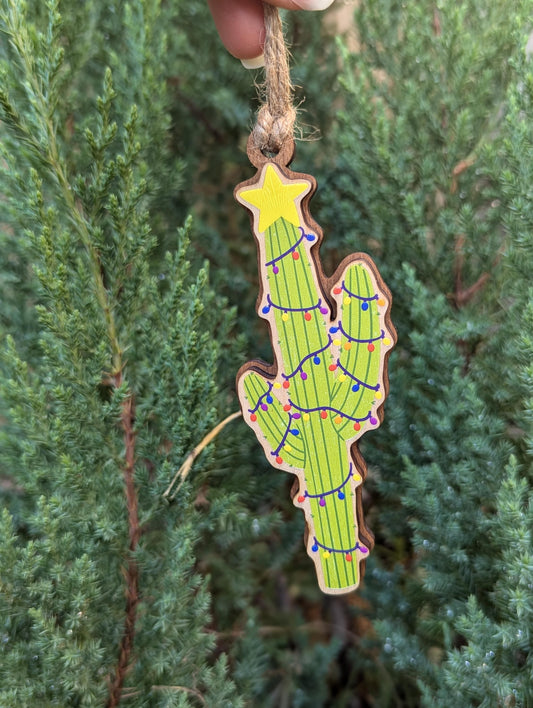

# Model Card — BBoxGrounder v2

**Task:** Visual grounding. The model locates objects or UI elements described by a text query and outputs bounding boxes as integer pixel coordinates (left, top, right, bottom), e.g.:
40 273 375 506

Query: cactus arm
239 369 305 468
329 257 395 441
235 161 396 593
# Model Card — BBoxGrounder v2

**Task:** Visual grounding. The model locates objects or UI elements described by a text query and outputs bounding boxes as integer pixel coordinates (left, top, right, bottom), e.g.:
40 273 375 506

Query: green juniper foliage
0 1 245 705
318 0 533 705
1 0 532 706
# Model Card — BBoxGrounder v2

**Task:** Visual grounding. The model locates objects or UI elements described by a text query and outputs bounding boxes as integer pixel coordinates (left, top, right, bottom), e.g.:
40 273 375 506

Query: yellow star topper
238 164 310 233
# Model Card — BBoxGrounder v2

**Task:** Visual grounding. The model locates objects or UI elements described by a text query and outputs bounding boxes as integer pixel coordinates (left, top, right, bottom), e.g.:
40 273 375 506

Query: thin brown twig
107 372 140 708
152 685 207 705
163 411 242 501
452 233 490 308
210 620 362 646
121 685 207 705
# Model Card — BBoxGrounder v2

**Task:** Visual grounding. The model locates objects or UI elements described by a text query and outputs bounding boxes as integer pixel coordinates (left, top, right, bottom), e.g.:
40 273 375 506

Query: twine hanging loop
249 3 296 166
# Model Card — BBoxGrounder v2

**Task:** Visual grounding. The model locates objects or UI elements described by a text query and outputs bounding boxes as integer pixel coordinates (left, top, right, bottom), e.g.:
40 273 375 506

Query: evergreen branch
107 374 140 708
46 141 122 374
10 14 138 693
3 9 138 699
1 4 122 373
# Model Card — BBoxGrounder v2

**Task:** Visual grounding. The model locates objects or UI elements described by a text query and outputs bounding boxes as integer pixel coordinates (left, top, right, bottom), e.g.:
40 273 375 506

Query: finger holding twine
251 3 296 155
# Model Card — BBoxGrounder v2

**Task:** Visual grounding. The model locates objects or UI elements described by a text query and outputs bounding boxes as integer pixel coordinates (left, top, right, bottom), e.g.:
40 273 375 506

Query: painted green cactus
236 162 395 594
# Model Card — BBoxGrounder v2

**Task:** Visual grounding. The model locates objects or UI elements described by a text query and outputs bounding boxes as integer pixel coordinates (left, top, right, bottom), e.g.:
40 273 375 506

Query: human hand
207 0 335 68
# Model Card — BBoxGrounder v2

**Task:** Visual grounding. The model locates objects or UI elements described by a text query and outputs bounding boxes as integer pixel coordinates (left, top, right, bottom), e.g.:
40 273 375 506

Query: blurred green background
0 1 532 705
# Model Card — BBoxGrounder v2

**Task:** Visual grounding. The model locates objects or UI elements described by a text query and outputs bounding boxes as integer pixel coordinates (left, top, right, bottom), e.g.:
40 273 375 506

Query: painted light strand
287 401 377 426
335 360 381 392
335 322 387 345
297 464 354 504
263 294 328 315
248 382 274 414
338 282 380 304
312 537 369 559
282 337 332 380
266 226 315 273
270 413 301 456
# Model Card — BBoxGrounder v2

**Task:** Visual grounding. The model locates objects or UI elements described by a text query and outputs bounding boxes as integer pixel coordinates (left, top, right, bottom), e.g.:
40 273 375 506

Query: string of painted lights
311 536 369 562
248 398 378 450
335 359 381 394
248 381 274 414
261 319 388 385
270 413 301 456
266 226 315 274
332 323 387 350
262 294 329 319
335 281 380 306
283 337 332 380
296 463 354 505
288 401 378 427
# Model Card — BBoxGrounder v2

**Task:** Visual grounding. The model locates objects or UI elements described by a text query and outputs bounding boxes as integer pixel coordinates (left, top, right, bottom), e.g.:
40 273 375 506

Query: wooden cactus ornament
235 138 396 594
234 5 395 594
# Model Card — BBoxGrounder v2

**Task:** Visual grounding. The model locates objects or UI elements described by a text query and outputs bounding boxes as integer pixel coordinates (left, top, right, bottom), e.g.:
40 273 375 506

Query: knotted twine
250 3 296 156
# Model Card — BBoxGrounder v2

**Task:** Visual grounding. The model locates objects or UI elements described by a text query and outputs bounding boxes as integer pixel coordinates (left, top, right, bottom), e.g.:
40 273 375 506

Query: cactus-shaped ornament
235 136 395 595
234 5 395 595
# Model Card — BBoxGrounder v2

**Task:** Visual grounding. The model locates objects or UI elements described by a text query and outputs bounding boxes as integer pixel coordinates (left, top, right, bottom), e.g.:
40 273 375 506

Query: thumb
207 0 335 66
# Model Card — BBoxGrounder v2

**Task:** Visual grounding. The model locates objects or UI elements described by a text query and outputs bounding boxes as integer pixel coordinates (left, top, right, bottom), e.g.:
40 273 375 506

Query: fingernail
241 54 265 70
299 0 335 10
